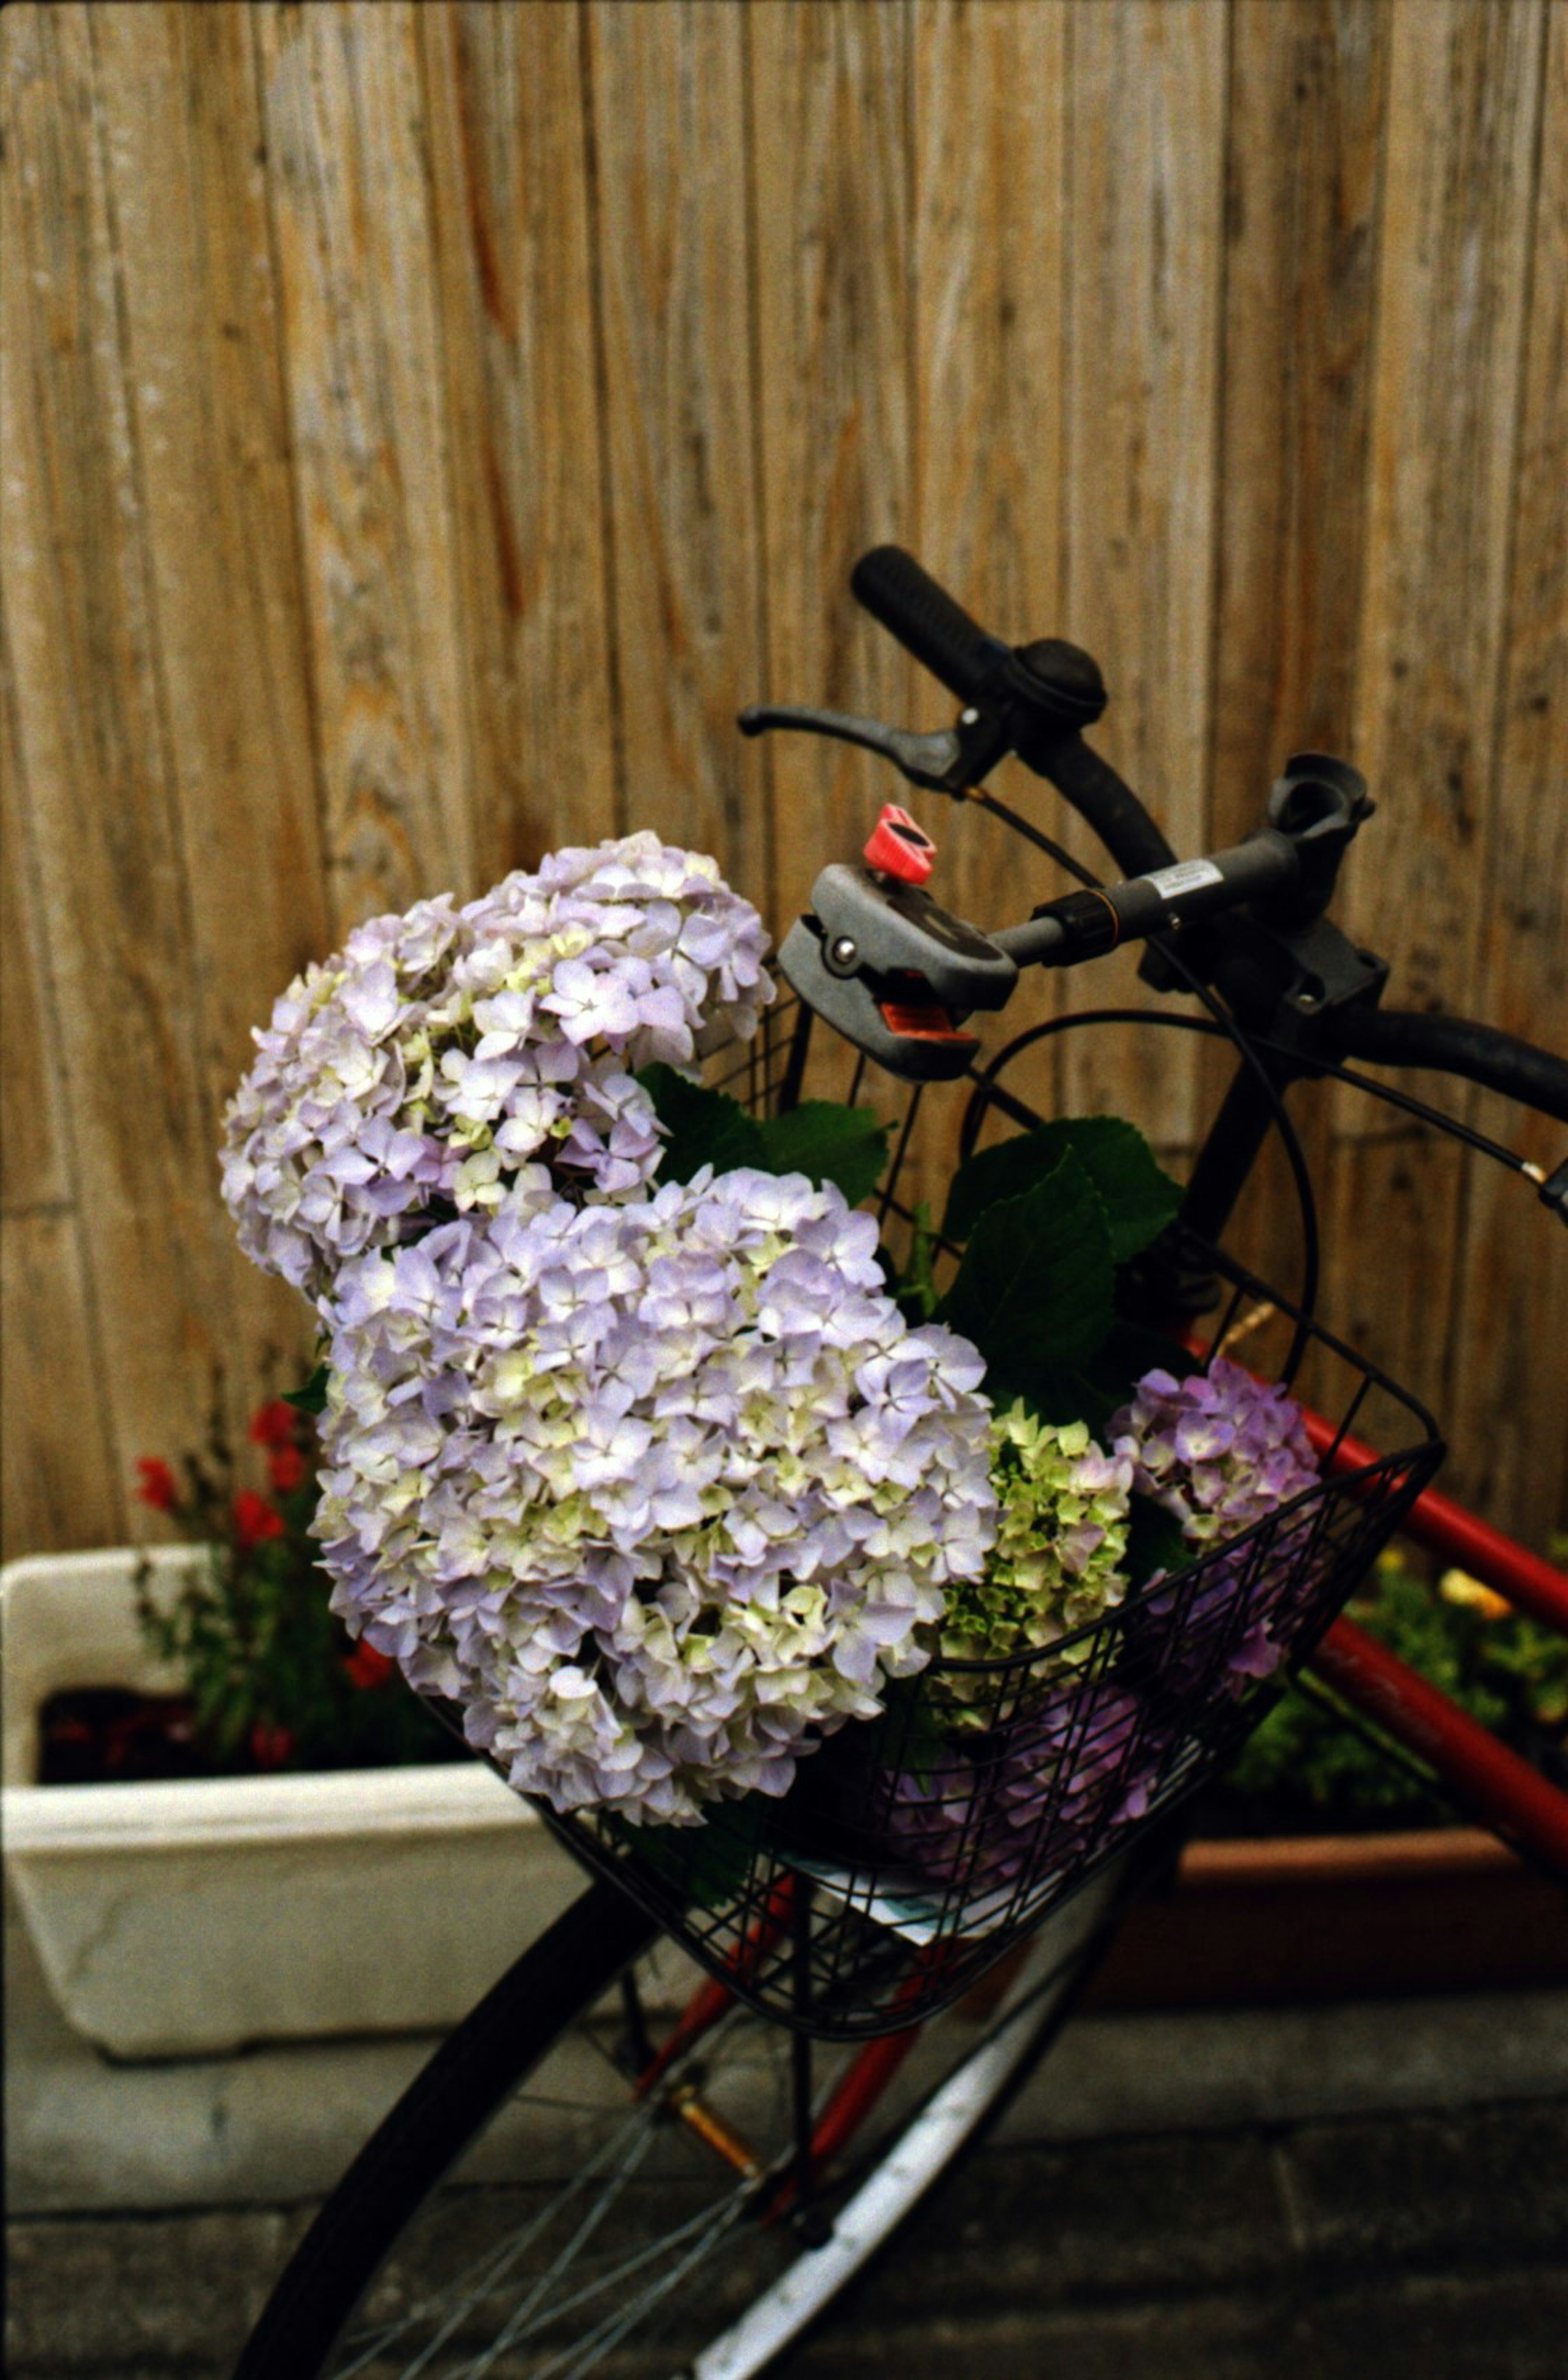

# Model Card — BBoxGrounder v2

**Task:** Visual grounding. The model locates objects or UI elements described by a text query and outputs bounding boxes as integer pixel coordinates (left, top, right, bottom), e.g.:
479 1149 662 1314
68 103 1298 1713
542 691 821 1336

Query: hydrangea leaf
1009 1365 1120 1435
942 1116 1183 1266
637 1063 766 1185
866 1674 948 1788
640 1068 890 1205
612 1792 765 1910
754 1101 891 1205
1085 1319 1196 1417
1123 1494 1193 1593
937 1147 1116 1391
283 1363 330 1417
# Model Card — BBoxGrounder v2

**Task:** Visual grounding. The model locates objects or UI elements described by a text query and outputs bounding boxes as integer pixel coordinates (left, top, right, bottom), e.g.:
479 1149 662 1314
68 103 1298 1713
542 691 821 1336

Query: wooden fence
3 0 1564 1563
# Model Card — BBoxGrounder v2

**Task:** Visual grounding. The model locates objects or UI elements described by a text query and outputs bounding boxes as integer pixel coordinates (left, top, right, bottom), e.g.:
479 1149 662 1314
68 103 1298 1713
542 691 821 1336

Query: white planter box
2 1548 581 2059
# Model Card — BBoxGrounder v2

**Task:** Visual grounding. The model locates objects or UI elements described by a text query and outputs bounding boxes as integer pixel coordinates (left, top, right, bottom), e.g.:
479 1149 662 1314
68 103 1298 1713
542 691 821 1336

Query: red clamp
864 804 936 885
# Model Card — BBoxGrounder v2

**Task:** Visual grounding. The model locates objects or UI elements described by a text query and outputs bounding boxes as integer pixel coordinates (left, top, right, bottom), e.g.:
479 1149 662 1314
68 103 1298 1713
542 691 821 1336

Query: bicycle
232 547 1568 2380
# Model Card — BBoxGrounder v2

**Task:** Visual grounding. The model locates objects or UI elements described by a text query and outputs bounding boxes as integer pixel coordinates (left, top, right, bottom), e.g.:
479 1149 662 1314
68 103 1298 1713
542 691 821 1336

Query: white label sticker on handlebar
1147 859 1224 903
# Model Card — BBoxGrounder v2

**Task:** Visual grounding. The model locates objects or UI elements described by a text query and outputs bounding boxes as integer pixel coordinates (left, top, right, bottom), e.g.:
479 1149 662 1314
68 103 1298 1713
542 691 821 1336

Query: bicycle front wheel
234 1859 1131 2380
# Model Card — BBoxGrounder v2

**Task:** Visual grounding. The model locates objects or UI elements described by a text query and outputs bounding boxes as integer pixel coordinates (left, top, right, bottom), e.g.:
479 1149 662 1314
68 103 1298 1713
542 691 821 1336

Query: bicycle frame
1215 1354 1568 1874
758 542 1568 1895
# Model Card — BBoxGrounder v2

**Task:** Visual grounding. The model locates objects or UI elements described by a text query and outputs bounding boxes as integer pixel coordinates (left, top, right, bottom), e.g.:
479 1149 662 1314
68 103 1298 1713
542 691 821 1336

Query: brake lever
737 703 1011 797
777 863 1018 1084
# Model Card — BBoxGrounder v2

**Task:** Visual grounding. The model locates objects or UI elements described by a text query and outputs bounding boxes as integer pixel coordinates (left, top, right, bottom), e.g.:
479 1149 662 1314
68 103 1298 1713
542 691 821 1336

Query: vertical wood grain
0 609 69 1216
419 0 618 886
1061 0 1229 1147
1326 0 1545 1417
748 0 915 952
910 0 1072 1171
257 0 474 927
2 3 240 1523
1203 0 1391 1302
1212 0 1390 821
2 1215 121 1563
0 593 121 1556
584 0 767 893
2 0 1562 1560
86 1 326 1403
1442 0 1567 1548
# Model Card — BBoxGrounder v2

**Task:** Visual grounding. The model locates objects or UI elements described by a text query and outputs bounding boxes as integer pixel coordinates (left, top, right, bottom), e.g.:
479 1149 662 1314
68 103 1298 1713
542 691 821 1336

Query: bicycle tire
233 1858 1134 2380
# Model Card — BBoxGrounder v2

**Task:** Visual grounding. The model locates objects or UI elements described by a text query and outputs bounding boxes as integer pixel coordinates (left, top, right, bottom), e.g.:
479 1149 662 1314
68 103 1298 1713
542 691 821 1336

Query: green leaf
640 1064 890 1205
1084 1318 1195 1418
1123 1494 1193 1593
612 1793 766 1911
637 1063 765 1186
1007 1366 1122 1435
937 1148 1116 1391
866 1676 949 1788
894 1200 942 1324
754 1101 891 1206
943 1117 1183 1265
284 1364 330 1417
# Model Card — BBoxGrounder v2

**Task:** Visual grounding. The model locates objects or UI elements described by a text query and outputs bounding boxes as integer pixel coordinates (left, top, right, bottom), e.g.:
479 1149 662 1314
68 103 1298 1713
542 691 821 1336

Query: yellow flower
1437 1567 1512 1621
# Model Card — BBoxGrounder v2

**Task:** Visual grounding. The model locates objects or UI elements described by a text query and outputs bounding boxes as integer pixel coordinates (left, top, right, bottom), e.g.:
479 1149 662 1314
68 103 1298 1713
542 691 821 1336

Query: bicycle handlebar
840 546 1568 1140
1330 1006 1568 1128
850 547 1010 705
850 544 1179 876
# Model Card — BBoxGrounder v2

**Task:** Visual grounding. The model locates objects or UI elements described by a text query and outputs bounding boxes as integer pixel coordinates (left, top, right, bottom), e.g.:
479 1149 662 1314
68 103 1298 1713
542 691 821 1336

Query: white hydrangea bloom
311 1169 998 1825
219 835 773 1303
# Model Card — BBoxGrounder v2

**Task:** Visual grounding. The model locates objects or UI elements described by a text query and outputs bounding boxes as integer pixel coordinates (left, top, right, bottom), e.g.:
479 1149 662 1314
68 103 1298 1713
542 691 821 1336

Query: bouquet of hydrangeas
221 833 1323 1891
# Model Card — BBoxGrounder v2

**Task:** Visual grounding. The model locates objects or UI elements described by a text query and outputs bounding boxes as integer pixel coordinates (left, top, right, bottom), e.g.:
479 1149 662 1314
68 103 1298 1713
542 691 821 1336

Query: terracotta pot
1086 1825 1568 2007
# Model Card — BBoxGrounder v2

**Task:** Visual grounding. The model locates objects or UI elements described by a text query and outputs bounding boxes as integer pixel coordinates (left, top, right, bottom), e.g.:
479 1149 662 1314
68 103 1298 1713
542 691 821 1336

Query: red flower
267 1443 308 1494
232 1490 285 1550
247 1721 294 1769
135 1457 179 1512
343 1639 396 1691
249 1400 298 1449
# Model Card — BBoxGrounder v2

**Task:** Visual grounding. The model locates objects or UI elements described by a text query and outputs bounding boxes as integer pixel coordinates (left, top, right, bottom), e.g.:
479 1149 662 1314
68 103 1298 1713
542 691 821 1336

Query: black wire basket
482 995 1444 2039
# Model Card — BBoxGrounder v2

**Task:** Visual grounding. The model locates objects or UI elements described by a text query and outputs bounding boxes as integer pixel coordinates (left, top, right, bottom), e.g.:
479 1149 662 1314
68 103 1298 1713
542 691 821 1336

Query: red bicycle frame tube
635 1875 796 2097
1312 1617 1568 1874
1180 1327 1568 1872
1297 1405 1568 1872
1302 1412 1568 1637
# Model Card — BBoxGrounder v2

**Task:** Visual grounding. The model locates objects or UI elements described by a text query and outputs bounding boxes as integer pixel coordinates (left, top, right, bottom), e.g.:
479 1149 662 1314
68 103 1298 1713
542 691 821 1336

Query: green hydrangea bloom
933 1406 1134 1725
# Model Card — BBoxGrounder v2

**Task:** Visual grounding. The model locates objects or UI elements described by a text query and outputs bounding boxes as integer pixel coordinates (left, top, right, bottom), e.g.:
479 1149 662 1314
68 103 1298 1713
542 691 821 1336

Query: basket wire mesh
476 995 1446 2039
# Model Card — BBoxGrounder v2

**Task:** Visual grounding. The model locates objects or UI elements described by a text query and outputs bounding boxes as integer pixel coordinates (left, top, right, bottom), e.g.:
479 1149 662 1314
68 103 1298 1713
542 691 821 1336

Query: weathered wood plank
1441 0 1567 1549
418 0 618 888
748 0 915 949
1202 0 1392 1302
1 3 240 1530
1212 0 1390 822
256 0 473 927
1326 0 1545 1433
584 0 766 895
0 602 68 1216
1060 0 1229 1144
1 1212 122 1564
85 0 325 1409
910 0 1071 1167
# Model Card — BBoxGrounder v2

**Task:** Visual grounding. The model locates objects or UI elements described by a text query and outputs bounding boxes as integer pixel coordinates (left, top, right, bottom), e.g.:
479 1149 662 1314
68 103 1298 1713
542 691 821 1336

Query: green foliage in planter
129 1391 461 1778
1210 1547 1568 1833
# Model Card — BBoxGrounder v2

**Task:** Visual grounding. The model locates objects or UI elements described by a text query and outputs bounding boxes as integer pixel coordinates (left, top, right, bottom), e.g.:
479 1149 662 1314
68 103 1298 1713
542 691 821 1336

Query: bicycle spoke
441 2113 665 2378
333 2088 662 2375
522 2194 757 2380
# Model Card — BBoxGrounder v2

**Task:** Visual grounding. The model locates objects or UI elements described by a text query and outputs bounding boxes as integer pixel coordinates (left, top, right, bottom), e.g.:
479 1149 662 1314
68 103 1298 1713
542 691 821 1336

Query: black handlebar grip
850 547 1009 703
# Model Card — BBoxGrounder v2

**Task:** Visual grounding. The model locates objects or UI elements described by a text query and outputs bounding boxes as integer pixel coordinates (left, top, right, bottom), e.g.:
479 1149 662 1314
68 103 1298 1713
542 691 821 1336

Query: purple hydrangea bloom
1110 1356 1322 1688
882 1675 1167 1895
220 835 774 1303
311 1169 998 1826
